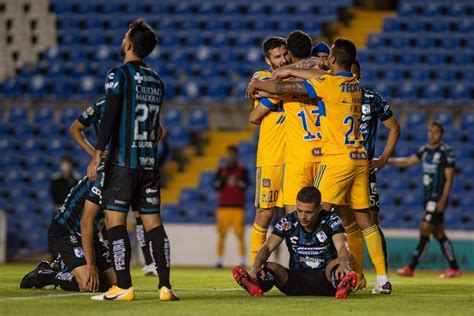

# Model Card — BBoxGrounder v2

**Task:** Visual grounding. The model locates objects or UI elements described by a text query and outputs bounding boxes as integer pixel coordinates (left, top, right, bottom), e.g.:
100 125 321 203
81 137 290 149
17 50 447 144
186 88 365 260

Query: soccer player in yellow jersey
248 36 288 265
246 38 392 294
252 31 322 214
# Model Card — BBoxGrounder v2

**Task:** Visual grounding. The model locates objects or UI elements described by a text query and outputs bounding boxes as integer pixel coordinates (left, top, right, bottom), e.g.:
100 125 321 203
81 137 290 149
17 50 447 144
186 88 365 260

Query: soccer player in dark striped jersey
388 122 462 278
334 60 400 293
71 99 158 278
20 164 116 292
233 187 357 299
87 19 177 301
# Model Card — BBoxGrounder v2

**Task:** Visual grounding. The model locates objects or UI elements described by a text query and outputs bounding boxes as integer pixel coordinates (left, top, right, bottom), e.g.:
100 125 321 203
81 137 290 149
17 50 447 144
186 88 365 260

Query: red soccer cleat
440 268 462 279
397 266 414 277
335 271 358 299
232 266 263 297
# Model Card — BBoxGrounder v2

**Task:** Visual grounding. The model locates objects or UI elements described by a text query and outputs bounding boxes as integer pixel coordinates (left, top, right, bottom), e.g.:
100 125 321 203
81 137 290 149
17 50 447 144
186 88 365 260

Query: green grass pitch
1 264 473 315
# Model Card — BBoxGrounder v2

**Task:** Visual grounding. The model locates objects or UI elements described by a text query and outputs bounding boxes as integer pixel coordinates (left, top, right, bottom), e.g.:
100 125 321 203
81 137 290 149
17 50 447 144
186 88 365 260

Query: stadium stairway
160 129 254 204
337 9 395 48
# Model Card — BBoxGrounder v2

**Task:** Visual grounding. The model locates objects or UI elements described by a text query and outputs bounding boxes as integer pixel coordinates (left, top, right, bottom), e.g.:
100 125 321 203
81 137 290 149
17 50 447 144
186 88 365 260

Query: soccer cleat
371 281 392 294
440 268 462 279
159 286 180 301
232 265 263 297
20 261 50 289
91 285 135 301
397 266 414 277
335 271 358 299
143 263 158 277
352 273 367 292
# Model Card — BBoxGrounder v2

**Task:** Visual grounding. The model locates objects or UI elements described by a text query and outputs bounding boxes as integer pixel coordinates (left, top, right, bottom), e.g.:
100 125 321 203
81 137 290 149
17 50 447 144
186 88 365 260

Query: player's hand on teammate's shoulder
246 81 259 100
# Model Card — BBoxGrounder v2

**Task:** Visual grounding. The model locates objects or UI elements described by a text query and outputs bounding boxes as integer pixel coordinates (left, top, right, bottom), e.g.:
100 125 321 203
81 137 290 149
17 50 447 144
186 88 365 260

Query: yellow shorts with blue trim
255 165 283 209
283 162 320 206
314 163 370 210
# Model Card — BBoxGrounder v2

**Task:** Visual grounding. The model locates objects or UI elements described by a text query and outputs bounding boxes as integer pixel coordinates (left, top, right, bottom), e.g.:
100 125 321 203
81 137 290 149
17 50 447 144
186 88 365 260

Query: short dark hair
429 121 445 134
352 59 361 72
287 30 312 59
296 186 321 206
332 37 357 69
128 19 158 59
227 145 238 155
262 36 287 58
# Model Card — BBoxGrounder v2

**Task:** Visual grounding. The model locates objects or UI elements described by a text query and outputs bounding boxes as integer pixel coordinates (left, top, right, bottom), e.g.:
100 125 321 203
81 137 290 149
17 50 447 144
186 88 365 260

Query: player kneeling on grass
233 186 357 299
20 165 116 292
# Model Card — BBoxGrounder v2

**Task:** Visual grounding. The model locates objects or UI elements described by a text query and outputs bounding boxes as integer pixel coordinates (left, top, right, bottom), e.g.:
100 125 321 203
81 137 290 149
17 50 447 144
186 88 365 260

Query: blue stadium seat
162 108 182 126
167 125 190 148
188 108 209 132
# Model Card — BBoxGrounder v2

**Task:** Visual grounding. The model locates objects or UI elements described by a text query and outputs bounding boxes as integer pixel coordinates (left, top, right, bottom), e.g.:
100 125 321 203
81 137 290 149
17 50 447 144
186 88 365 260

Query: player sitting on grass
20 166 116 292
233 186 357 299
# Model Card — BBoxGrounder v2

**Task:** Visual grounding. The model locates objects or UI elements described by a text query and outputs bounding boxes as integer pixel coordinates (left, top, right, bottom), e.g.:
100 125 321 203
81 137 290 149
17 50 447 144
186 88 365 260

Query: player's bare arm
436 167 454 212
80 201 101 292
388 154 420 168
70 120 95 157
249 103 271 125
250 234 283 279
246 79 308 100
273 67 326 80
332 233 352 279
87 95 120 180
370 116 401 172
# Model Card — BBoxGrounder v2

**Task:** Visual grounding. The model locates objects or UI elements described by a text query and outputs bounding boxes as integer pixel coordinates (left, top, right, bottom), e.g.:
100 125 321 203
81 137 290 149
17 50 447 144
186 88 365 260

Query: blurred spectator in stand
50 155 81 208
214 146 250 268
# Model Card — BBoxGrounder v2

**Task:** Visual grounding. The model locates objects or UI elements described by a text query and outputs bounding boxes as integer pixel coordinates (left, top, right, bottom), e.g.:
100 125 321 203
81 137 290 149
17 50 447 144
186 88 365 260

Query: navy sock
135 217 154 265
107 225 132 289
37 270 80 291
148 225 171 289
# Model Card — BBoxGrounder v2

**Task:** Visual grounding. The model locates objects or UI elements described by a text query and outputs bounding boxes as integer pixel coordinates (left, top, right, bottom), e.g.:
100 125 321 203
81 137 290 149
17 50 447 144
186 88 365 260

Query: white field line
0 288 241 301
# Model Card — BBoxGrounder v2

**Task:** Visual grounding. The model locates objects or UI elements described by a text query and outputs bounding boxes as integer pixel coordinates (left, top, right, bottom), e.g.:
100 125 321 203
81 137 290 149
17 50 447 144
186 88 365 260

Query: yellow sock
345 222 364 277
362 225 387 277
217 234 225 257
250 223 268 265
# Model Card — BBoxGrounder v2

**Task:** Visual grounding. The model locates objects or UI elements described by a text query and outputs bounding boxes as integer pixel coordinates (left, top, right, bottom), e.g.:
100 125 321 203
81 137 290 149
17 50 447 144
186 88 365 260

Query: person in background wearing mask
214 146 250 268
50 155 81 208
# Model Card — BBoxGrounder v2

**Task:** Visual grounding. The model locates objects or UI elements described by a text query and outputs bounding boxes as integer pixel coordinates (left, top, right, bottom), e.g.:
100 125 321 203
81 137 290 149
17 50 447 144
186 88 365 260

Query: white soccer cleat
143 263 158 276
371 281 392 295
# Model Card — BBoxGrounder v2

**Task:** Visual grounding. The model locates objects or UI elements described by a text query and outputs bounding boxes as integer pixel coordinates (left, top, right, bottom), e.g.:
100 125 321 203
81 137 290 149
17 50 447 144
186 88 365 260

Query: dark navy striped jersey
96 61 164 170
78 98 106 136
54 165 105 235
415 143 456 203
272 210 344 270
359 88 393 160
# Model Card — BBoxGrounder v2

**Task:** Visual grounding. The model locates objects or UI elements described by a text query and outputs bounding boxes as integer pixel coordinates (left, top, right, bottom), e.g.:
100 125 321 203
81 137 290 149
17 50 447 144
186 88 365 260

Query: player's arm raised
70 120 95 157
388 154 420 168
436 166 454 213
80 200 101 292
250 234 283 279
370 116 401 172
273 67 326 80
332 233 352 279
247 79 308 100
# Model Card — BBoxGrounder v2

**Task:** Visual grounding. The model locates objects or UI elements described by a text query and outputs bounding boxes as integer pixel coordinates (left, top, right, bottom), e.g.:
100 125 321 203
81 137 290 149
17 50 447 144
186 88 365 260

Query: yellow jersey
281 94 322 164
253 70 285 167
304 72 367 165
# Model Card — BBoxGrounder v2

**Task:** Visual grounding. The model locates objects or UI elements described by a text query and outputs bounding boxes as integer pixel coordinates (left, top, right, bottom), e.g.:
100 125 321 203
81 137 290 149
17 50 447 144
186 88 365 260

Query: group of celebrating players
232 28 462 298
19 18 462 301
